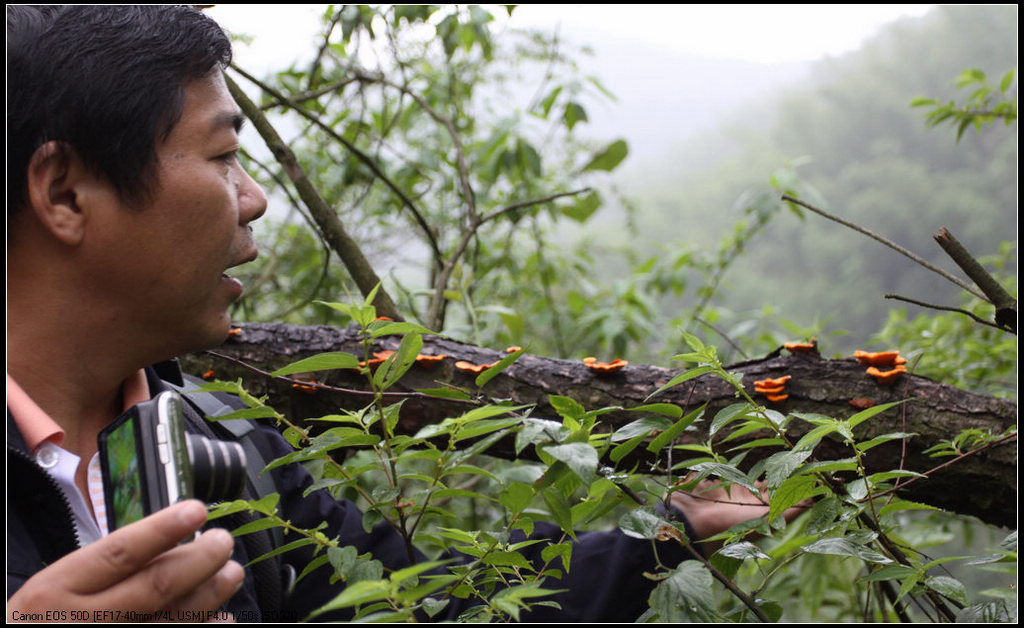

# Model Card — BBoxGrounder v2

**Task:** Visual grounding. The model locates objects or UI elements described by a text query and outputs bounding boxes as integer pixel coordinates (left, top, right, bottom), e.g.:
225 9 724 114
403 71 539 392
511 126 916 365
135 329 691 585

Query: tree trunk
181 322 1017 528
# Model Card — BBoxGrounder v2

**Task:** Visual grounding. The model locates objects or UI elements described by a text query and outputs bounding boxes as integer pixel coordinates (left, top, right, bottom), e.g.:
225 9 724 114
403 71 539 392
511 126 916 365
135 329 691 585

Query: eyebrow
211 110 246 134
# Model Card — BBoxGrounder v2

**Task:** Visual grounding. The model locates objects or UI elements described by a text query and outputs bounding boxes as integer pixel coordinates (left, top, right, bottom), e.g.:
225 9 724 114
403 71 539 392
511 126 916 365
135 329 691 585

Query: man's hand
8 500 244 622
669 479 809 550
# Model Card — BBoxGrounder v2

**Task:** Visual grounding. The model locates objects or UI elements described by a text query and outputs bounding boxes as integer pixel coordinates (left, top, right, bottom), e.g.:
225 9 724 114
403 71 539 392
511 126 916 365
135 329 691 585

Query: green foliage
231 4 629 338
219 6 1017 621
912 68 1018 141
210 301 1016 622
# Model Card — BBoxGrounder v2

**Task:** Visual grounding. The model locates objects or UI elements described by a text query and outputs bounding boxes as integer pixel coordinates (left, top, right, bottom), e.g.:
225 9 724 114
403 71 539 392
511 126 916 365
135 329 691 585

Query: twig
866 431 1017 501
204 349 476 405
481 188 591 226
781 194 988 301
884 294 1012 333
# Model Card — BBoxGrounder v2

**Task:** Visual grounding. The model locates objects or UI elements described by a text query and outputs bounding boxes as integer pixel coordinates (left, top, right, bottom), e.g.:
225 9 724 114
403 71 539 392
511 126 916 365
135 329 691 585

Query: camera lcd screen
101 416 147 530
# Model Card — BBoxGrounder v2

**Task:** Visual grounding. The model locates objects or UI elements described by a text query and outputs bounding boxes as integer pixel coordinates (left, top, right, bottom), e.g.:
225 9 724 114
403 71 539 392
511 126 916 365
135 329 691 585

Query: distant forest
611 5 1016 356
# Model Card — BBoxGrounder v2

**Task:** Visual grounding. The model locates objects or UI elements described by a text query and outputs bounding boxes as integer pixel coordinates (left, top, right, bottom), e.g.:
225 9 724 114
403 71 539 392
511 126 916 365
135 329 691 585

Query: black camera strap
164 375 296 616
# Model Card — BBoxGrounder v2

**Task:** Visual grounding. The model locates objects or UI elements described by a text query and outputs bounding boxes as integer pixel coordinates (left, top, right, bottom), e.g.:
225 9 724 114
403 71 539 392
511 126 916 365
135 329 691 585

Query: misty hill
562 5 1017 354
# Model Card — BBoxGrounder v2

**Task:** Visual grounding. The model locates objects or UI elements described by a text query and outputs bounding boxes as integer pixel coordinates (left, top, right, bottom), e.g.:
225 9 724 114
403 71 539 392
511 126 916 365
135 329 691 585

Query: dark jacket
7 362 688 622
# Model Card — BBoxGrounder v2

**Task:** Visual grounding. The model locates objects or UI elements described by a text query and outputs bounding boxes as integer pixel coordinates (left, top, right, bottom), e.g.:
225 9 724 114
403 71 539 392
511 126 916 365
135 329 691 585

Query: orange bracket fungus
201 369 216 380
854 349 908 385
865 365 907 386
227 327 243 337
754 375 792 404
291 382 319 395
582 357 629 374
854 350 906 367
849 398 876 410
359 350 395 369
454 360 498 374
413 354 447 369
784 338 818 355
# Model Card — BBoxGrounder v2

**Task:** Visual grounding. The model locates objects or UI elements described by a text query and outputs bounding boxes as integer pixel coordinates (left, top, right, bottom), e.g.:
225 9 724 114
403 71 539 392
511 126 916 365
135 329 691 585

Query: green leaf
999 68 1016 93
540 487 576 540
855 432 916 452
374 332 423 391
860 564 918 583
499 482 534 515
368 321 435 338
878 499 939 518
612 416 674 441
541 541 573 574
491 582 563 622
618 507 670 540
562 101 588 131
609 432 649 464
561 191 602 223
647 365 717 401
626 403 684 418
207 406 279 421
801 538 893 564
686 462 759 494
769 475 820 522
709 403 754 437
925 575 968 606
549 394 587 423
648 561 719 622
475 347 524 387
763 449 813 490
847 400 907 429
312 579 391 616
792 422 839 452
648 404 705 453
230 515 283 537
540 442 598 484
272 351 360 376
581 139 628 172
718 541 770 561
415 386 472 401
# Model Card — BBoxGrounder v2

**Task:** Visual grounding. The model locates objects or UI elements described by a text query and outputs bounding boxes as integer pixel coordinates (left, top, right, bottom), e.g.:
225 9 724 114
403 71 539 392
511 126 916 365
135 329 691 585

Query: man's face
82 71 267 359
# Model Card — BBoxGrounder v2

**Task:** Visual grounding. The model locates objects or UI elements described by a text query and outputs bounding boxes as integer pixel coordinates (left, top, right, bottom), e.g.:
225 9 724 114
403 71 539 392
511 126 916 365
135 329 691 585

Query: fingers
9 500 244 618
109 528 243 614
50 500 211 594
156 550 245 619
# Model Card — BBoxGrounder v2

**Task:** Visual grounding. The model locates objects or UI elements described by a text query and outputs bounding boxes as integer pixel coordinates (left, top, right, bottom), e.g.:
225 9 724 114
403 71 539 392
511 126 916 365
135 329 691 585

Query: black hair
7 5 233 214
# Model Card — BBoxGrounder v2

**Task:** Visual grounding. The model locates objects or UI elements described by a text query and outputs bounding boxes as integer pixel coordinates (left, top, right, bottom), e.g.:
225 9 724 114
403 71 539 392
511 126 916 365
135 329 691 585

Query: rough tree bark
181 322 1017 528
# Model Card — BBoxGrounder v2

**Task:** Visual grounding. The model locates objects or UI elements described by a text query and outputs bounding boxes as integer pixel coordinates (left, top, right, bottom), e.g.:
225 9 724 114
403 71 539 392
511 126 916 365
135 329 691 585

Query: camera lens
186 434 247 503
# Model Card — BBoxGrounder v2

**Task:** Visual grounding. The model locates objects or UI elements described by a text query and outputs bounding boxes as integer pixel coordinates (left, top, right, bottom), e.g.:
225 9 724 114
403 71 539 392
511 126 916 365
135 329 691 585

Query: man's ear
24 141 97 246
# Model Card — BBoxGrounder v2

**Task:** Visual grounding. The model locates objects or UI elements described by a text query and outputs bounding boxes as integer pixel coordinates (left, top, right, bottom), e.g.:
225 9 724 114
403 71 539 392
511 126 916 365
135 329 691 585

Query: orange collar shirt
6 371 150 544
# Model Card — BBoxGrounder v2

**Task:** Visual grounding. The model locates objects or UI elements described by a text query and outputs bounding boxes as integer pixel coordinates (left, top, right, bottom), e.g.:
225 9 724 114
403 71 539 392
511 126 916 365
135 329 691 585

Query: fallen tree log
181 322 1017 528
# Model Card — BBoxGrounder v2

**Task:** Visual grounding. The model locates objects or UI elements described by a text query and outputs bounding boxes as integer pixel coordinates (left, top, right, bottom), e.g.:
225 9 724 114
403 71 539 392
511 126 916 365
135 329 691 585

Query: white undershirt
33 443 110 545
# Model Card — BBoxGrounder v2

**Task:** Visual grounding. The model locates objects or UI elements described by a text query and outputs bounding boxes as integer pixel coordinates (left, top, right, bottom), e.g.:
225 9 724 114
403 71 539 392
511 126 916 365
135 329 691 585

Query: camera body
97 390 247 531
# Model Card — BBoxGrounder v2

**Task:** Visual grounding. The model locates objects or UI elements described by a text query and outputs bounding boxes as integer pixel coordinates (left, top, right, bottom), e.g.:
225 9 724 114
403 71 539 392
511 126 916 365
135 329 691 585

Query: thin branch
884 294 1013 333
204 349 477 405
867 431 1017 501
781 194 988 301
481 187 591 226
229 63 445 269
225 72 403 321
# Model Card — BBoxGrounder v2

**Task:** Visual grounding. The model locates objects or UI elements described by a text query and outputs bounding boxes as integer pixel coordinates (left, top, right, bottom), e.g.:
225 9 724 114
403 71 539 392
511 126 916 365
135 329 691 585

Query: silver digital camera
97 390 247 530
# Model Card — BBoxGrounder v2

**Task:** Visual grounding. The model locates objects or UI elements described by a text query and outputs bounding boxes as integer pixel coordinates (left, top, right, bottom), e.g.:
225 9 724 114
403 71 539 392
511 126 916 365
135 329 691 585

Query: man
7 6 788 622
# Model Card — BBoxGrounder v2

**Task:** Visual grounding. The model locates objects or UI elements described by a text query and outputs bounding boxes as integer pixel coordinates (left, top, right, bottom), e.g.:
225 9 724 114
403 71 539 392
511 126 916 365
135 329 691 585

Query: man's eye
217 150 239 163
